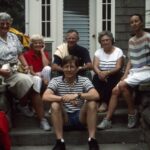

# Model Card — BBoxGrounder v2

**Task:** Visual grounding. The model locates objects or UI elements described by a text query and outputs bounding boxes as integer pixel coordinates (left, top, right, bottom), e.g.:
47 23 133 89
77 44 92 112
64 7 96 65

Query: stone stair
10 105 145 146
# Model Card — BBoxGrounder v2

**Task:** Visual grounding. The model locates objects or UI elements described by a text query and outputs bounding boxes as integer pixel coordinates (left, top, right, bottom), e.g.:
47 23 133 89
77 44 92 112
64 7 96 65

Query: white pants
32 66 51 93
124 66 150 87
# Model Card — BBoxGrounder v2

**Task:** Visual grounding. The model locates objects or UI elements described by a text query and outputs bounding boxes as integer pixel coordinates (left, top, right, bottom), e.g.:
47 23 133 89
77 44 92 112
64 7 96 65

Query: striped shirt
128 32 150 68
47 76 94 113
94 46 123 71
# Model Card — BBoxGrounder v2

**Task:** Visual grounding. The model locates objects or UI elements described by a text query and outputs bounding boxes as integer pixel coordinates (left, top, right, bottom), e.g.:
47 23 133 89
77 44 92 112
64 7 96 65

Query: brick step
12 143 149 150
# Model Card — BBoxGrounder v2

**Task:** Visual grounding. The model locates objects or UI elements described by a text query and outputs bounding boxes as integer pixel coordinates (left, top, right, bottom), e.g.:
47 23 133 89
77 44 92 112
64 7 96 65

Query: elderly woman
23 34 51 93
92 31 124 112
0 12 50 131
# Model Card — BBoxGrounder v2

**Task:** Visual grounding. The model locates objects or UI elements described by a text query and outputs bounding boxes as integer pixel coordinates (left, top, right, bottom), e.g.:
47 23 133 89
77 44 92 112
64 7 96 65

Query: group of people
0 11 150 150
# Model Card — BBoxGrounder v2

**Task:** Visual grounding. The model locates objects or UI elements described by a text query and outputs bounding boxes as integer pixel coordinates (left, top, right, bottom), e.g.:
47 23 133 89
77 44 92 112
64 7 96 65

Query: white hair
0 12 13 23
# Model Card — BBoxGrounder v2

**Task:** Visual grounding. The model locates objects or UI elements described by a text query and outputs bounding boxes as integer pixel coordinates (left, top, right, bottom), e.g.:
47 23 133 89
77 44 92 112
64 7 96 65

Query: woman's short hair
62 55 79 67
98 30 114 45
30 34 44 46
0 12 13 23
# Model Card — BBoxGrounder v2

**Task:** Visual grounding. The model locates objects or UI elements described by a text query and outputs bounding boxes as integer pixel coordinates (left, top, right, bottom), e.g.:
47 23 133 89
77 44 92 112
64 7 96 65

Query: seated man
52 29 93 79
43 55 100 150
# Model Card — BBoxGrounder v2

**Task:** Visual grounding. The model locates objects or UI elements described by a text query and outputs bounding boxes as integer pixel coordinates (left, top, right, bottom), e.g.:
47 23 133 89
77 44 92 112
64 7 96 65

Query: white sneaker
40 118 51 131
18 105 34 117
128 110 138 128
97 118 112 130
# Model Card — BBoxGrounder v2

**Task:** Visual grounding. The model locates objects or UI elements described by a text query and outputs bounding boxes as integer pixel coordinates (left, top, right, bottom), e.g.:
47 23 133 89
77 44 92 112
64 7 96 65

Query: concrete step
11 123 142 146
12 143 149 150
10 106 143 146
12 107 129 128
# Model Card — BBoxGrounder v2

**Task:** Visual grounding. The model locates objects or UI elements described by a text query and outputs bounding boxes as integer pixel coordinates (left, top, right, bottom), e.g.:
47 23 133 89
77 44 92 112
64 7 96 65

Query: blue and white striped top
47 76 94 113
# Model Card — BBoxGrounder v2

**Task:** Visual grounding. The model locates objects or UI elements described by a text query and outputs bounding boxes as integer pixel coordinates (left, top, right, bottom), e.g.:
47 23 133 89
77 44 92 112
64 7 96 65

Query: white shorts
124 66 150 87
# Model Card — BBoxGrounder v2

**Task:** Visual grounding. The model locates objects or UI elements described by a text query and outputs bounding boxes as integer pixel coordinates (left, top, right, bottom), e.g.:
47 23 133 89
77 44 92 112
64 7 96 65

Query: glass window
42 0 51 37
102 0 112 31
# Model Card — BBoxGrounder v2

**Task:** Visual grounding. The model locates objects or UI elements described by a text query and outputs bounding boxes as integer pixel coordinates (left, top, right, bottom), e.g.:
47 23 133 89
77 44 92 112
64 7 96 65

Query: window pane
103 21 106 30
107 4 111 19
42 0 45 5
103 4 106 19
42 22 45 36
42 6 45 21
108 21 111 31
47 22 51 37
47 0 50 4
47 5 50 21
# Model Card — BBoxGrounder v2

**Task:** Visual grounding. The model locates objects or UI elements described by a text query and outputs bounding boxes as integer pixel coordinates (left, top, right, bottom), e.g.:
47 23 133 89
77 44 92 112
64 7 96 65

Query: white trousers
32 66 51 93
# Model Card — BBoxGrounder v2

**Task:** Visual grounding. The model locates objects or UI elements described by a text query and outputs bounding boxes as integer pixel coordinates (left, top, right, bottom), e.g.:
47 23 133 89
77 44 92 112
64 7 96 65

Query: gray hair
98 31 114 45
0 12 13 23
30 34 44 46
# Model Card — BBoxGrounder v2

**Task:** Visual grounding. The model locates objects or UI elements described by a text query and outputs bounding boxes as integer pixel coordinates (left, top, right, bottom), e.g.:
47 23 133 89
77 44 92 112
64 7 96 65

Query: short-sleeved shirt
47 75 94 113
0 32 23 66
128 32 150 68
53 43 91 66
94 46 123 71
23 49 49 72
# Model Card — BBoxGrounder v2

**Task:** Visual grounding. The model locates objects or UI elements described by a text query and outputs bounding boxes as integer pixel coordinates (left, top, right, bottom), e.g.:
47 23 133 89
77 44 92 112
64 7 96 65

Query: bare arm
42 89 62 102
40 45 50 66
106 56 124 76
121 60 132 80
51 63 63 72
78 88 100 101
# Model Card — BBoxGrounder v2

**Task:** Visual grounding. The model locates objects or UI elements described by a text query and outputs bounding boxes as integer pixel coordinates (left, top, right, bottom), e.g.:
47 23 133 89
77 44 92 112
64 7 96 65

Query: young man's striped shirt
47 76 94 113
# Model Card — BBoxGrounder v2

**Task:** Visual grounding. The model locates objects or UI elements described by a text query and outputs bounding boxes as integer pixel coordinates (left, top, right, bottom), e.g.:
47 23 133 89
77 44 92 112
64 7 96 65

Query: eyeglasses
0 22 11 26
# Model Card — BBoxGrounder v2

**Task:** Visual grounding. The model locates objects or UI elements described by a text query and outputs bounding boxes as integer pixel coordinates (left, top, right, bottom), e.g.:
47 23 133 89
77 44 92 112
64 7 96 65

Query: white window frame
145 0 150 28
81 0 115 58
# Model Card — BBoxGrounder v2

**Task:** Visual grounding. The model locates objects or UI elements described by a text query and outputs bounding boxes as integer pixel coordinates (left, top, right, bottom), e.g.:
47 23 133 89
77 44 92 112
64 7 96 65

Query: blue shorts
64 110 85 131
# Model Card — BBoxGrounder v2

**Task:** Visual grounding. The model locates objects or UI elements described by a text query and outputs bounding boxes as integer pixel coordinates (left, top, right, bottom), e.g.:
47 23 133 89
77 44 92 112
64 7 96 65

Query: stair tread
12 143 149 150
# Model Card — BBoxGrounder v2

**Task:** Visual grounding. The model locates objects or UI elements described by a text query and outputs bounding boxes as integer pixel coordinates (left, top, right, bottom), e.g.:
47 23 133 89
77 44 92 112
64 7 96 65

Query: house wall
115 0 145 56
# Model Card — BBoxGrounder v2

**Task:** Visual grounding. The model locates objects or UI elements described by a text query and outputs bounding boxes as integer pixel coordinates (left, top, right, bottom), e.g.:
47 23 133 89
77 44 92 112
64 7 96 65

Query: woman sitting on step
97 14 150 130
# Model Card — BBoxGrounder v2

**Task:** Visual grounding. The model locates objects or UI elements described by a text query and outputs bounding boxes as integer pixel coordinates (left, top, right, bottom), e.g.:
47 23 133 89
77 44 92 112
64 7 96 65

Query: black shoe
52 139 66 150
88 138 99 150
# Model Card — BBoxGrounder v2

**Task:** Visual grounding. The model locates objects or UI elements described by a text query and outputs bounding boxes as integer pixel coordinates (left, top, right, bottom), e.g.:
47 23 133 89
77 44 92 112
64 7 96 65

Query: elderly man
43 55 100 150
52 29 93 79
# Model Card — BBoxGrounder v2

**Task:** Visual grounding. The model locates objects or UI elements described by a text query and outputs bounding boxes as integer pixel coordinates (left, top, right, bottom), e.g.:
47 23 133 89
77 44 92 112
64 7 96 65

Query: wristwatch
77 93 81 99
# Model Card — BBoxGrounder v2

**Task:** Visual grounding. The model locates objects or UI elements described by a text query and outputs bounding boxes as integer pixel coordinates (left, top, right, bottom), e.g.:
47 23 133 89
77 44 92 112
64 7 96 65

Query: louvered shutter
63 0 89 49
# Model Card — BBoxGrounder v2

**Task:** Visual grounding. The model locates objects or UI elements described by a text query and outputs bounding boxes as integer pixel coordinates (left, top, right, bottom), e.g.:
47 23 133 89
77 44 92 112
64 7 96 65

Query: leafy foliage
0 0 25 32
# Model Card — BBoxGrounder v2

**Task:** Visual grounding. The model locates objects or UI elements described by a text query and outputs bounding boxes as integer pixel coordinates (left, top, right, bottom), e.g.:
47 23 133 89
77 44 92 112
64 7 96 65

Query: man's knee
51 102 62 113
87 101 97 111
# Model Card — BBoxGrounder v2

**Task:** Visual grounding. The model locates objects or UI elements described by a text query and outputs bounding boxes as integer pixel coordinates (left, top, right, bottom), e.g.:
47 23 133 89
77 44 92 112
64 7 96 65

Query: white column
145 0 150 28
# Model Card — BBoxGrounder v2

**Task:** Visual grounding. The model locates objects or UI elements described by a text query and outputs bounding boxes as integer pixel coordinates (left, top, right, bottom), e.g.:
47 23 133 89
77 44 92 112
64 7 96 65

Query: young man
43 55 100 150
52 29 93 79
